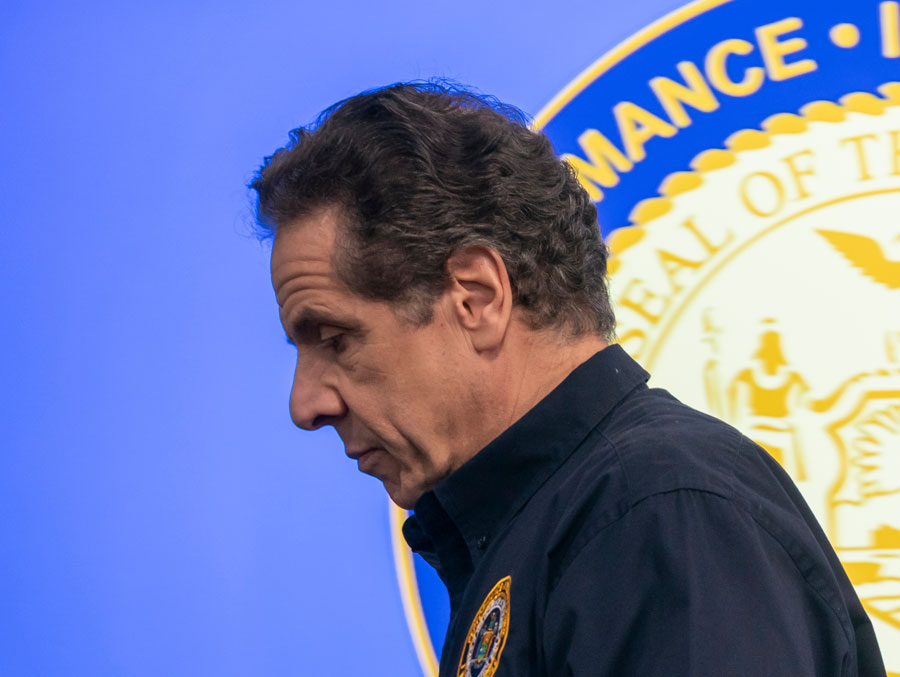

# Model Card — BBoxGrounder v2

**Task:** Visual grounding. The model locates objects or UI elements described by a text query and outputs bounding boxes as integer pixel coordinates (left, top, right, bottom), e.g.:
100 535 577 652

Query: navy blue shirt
403 345 885 676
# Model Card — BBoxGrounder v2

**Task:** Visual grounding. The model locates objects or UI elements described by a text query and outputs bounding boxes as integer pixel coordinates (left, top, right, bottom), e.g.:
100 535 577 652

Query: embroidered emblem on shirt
457 576 511 677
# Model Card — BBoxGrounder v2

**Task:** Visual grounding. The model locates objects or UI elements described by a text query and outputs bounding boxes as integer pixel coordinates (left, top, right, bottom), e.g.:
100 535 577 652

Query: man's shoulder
530 387 748 575
539 384 823 571
596 385 745 503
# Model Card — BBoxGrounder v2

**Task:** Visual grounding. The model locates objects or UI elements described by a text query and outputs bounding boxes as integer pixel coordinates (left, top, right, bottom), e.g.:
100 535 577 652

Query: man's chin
383 479 424 510
357 454 425 508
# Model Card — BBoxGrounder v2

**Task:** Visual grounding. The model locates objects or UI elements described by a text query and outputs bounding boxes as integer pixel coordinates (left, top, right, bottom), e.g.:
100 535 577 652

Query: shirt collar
403 344 649 593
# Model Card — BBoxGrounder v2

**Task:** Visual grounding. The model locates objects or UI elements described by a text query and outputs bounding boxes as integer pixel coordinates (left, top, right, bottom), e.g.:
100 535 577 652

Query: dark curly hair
251 80 615 339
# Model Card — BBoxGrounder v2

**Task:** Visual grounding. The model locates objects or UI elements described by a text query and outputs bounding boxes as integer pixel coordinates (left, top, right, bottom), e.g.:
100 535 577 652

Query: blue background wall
1 1 683 674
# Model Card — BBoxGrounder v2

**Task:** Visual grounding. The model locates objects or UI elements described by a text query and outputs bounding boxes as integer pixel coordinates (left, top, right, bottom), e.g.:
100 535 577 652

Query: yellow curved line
532 0 734 131
609 82 900 259
389 502 440 677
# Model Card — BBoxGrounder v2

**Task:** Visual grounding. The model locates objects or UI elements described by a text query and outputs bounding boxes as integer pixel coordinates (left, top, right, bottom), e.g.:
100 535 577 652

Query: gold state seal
608 83 900 670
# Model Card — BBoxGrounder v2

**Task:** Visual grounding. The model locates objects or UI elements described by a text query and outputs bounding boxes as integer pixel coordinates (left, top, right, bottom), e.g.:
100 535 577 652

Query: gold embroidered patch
456 576 511 677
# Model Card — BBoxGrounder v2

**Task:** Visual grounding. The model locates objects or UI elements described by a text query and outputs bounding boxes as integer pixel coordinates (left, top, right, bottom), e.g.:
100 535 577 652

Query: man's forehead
270 209 339 289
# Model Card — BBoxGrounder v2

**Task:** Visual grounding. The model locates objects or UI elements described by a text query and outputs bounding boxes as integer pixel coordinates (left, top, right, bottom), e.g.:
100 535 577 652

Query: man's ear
444 245 512 352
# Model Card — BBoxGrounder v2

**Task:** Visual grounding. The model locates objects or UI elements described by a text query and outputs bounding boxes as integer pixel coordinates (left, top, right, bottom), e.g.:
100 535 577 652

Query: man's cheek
348 358 389 385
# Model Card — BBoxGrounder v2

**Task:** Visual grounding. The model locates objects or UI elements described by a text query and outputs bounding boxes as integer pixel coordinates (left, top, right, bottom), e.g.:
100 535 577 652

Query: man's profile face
270 207 478 508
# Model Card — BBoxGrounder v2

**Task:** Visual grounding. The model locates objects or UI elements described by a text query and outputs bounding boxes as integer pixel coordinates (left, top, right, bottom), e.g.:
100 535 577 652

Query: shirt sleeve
541 489 855 676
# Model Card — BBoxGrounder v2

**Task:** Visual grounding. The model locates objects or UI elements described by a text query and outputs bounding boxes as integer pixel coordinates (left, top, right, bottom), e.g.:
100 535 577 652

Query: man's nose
289 361 347 430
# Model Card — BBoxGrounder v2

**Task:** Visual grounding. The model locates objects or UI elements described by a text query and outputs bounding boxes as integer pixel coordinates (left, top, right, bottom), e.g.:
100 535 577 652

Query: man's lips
346 447 383 474
345 446 377 460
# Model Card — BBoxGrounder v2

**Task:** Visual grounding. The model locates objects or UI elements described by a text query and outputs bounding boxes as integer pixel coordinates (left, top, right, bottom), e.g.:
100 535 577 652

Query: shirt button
476 536 488 550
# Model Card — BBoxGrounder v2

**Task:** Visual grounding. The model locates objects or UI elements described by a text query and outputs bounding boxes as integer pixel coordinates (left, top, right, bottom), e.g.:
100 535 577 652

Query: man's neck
502 327 608 430
425 324 608 502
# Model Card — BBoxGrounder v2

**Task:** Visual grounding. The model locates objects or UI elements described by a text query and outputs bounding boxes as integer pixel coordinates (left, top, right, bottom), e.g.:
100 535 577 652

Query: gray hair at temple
250 80 615 339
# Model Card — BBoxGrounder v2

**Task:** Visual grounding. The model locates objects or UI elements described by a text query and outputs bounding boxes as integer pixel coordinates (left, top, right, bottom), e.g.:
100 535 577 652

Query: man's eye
319 327 346 352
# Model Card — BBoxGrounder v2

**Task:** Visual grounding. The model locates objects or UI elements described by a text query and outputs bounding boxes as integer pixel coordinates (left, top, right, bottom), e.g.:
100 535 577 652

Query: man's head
253 81 614 507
